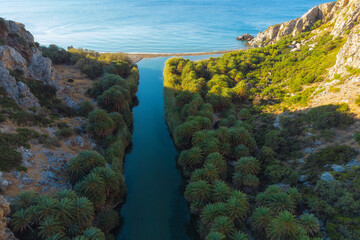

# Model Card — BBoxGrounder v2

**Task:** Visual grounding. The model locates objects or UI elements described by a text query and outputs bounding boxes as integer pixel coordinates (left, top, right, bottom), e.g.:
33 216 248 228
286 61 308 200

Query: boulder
320 172 335 182
299 175 309 182
332 164 345 172
236 33 254 41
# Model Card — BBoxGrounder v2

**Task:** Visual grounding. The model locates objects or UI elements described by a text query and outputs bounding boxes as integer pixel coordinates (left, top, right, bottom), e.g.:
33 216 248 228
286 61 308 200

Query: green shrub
305 104 354 130
56 127 73 139
305 145 357 179
40 45 71 64
78 100 94 117
355 133 360 144
0 146 22 171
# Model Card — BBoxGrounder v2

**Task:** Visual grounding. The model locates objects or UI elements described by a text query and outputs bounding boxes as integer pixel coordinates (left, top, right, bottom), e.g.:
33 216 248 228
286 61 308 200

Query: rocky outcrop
0 196 17 240
0 63 40 108
236 33 254 41
329 24 360 78
0 18 60 109
29 48 60 87
247 0 360 48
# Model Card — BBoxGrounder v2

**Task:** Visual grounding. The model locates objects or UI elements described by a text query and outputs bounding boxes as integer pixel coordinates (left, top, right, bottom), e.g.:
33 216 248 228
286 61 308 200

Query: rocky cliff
248 0 360 48
0 196 16 240
0 19 60 109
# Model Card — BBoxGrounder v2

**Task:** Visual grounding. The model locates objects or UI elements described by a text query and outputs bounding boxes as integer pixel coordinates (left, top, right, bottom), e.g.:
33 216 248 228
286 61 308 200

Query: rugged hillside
0 18 139 240
164 1 360 239
0 19 60 109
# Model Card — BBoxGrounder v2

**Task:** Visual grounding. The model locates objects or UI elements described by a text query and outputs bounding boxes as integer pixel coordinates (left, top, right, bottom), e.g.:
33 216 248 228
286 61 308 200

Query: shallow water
1 0 328 53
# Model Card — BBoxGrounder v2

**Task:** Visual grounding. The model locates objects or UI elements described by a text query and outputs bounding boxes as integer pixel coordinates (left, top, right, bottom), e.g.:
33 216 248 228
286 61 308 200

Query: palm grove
9 47 140 240
164 24 360 240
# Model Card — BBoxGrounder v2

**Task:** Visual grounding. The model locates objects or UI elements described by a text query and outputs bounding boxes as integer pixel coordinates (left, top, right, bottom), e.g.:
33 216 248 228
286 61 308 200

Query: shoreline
126 48 246 64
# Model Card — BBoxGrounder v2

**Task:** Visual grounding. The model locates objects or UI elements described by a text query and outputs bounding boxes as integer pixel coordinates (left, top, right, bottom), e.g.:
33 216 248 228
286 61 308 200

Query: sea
1 0 329 53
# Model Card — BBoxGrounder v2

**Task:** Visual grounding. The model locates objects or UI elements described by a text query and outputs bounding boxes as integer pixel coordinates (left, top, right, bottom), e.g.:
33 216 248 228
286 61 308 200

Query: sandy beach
126 48 246 64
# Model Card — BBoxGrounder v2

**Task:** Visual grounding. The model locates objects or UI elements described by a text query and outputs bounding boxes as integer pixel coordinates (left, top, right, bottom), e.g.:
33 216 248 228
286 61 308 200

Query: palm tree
68 151 107 184
220 142 232 158
95 209 120 234
287 188 302 205
38 216 65 239
210 216 236 238
178 147 204 169
232 80 249 101
192 130 210 147
225 193 249 222
74 173 106 207
202 137 221 155
229 127 256 151
206 231 226 240
299 213 319 236
72 236 88 240
55 189 77 200
98 86 131 113
266 211 300 240
91 167 123 198
242 174 259 188
12 191 37 212
211 181 232 203
201 203 226 225
10 208 33 233
36 196 58 220
250 206 273 233
67 224 81 238
205 153 227 177
174 120 201 148
267 193 296 214
87 109 115 139
184 180 212 204
191 164 220 183
215 127 231 144
232 172 243 189
46 233 64 240
67 157 85 184
232 231 249 240
77 151 107 174
73 197 94 229
232 145 250 159
56 198 76 227
235 157 260 175
82 227 106 240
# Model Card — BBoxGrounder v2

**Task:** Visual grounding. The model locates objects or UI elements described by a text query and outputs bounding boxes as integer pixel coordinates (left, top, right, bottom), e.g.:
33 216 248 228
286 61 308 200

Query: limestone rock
329 25 360 78
320 172 335 182
0 63 40 109
28 48 60 87
0 18 60 110
248 0 344 47
332 164 345 172
0 46 27 74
